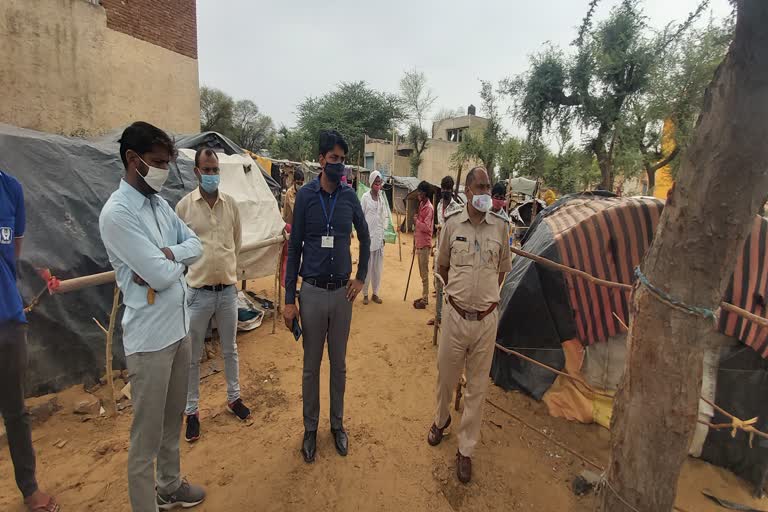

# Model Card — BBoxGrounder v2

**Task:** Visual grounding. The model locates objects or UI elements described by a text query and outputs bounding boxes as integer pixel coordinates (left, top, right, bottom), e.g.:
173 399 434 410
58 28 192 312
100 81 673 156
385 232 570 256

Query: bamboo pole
272 245 281 335
52 236 286 296
105 286 120 412
54 271 115 294
396 212 402 262
277 247 283 316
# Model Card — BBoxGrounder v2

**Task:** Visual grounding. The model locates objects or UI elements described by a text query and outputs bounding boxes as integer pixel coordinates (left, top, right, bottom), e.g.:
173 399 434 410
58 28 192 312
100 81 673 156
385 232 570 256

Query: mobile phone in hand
292 317 302 341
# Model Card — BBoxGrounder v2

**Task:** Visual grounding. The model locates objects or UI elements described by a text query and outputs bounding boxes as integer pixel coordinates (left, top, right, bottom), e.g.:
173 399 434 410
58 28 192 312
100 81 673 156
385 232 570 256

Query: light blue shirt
99 180 202 355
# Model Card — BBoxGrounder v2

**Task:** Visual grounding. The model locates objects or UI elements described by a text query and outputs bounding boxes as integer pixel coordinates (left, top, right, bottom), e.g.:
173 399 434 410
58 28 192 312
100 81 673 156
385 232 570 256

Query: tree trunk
593 126 614 191
597 153 613 191
598 3 768 511
645 164 655 196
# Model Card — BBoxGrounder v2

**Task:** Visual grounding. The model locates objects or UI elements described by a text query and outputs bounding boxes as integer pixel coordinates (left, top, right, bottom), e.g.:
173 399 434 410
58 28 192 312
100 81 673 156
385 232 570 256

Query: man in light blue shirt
99 122 206 512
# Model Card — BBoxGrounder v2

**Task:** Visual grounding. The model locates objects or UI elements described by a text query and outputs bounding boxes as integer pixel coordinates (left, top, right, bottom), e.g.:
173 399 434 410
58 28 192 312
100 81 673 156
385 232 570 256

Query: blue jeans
185 286 240 415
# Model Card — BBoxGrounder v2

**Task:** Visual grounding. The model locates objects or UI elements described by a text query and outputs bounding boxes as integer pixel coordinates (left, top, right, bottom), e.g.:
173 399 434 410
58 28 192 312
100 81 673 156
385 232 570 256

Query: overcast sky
197 0 732 132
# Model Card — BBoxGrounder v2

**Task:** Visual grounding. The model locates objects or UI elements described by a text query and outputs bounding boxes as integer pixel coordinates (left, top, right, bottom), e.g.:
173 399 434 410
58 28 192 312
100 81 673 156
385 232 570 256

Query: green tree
296 81 404 161
199 87 275 151
270 126 312 162
400 70 437 177
503 0 709 191
453 81 503 172
200 86 235 133
231 99 275 152
619 17 733 190
599 2 768 509
497 137 525 180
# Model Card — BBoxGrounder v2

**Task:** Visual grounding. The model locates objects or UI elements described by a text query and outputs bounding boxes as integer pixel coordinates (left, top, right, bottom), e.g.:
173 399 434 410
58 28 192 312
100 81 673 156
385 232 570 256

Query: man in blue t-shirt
0 170 59 511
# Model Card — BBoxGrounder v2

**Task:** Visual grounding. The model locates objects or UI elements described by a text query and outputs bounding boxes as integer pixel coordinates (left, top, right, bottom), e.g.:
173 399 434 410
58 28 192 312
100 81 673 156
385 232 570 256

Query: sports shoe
185 414 200 443
157 478 206 510
371 295 383 304
227 398 251 421
363 296 369 305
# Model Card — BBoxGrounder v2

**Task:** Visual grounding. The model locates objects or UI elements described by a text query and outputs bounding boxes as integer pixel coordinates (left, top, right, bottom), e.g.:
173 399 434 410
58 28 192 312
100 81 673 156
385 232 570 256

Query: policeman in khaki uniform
426 166 512 484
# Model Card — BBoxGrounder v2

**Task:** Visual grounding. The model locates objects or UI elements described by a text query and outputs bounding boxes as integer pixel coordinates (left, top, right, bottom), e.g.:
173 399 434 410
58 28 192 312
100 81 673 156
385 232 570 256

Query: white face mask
137 155 169 192
471 193 492 213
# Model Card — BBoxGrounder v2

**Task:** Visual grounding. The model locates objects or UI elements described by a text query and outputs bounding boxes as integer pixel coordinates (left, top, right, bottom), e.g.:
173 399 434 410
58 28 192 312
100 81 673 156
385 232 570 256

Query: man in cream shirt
176 148 250 443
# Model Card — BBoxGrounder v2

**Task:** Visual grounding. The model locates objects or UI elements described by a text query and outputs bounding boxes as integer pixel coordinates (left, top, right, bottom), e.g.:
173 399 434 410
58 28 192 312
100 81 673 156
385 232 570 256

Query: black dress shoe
302 430 317 463
331 428 348 456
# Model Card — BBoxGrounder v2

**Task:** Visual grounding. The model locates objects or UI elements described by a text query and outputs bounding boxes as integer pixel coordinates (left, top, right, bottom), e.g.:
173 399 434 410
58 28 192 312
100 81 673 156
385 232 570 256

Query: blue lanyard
318 191 338 235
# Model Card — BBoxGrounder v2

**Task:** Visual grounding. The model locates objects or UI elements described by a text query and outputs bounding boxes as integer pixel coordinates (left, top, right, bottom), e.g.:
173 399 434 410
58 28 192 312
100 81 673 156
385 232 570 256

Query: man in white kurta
361 171 389 304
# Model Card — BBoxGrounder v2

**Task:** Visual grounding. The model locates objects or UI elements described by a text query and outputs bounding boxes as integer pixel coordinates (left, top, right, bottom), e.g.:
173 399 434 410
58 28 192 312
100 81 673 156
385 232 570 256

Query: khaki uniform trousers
434 300 498 457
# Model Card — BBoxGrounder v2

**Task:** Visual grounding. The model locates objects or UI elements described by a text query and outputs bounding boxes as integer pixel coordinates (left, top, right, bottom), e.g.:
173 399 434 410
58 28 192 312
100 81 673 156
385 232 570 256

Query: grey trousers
298 282 353 431
186 286 240 415
126 338 190 512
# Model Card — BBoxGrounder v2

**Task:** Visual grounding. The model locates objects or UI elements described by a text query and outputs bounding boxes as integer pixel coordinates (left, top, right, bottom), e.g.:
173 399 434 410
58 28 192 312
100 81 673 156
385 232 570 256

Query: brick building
0 0 200 135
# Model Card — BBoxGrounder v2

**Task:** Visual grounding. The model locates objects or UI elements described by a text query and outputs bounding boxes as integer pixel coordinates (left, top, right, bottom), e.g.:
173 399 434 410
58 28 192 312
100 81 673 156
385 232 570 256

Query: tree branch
647 145 680 172
657 0 711 55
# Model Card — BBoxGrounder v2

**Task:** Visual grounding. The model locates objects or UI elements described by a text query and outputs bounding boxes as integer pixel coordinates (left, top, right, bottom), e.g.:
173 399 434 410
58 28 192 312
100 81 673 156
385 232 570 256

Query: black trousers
0 322 38 498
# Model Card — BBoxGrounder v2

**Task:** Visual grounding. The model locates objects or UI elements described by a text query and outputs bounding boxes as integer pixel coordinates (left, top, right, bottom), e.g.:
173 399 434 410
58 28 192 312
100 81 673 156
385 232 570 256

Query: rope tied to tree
634 267 719 326
731 416 759 446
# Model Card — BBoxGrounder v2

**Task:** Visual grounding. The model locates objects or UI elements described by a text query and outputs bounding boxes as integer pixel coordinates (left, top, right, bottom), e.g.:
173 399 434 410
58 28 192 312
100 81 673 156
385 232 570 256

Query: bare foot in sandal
25 490 60 512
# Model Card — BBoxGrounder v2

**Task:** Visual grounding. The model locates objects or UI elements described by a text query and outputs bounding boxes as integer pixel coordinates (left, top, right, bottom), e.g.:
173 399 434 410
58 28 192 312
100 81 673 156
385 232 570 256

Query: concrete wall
365 141 410 177
364 139 481 186
432 115 489 140
0 0 200 136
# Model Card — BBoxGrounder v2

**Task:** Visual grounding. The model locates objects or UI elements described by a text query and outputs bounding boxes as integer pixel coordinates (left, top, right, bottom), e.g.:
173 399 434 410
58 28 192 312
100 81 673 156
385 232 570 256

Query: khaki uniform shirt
175 189 241 288
437 206 512 311
283 186 298 225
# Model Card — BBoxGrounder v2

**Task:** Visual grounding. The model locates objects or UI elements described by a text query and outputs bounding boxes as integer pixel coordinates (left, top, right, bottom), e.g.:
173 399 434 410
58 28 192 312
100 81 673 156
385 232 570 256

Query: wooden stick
510 246 768 330
720 301 768 330
404 239 416 301
92 318 108 335
53 271 116 294
510 246 631 291
105 285 120 412
277 245 283 316
494 343 614 399
397 212 402 262
497 333 768 440
272 245 281 335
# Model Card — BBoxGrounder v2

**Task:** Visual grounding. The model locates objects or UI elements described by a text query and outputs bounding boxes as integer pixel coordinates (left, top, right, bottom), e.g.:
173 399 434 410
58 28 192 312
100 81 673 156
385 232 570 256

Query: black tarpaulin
490 219 574 399
0 124 197 394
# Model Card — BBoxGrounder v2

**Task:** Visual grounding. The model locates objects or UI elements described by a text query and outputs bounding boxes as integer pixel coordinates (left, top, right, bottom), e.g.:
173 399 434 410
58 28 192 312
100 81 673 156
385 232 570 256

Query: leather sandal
25 495 60 512
427 416 451 446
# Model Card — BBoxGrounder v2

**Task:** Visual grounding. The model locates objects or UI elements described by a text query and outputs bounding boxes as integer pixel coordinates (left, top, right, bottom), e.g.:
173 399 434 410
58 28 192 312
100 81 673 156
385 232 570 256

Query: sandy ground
2 233 767 511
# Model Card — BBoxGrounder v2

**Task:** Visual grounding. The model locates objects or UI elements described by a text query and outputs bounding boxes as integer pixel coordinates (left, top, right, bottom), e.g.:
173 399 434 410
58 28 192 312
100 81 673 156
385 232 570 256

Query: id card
321 235 334 249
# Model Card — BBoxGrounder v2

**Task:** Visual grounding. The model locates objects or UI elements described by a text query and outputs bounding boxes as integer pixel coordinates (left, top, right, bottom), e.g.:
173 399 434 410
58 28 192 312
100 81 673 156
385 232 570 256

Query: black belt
304 277 349 291
198 284 233 292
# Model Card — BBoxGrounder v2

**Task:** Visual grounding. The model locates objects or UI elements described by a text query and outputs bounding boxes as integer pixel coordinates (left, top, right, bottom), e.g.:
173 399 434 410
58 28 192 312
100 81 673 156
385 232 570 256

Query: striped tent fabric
545 196 663 345
719 216 768 355
542 195 768 357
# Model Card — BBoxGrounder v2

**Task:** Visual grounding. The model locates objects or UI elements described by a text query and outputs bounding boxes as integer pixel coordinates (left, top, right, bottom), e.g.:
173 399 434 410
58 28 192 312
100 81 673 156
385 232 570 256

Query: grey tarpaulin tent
0 123 283 393
390 176 420 215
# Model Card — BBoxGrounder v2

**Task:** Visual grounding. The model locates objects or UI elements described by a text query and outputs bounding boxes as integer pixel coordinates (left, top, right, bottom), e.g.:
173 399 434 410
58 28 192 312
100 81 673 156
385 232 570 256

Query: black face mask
441 191 452 201
324 162 345 184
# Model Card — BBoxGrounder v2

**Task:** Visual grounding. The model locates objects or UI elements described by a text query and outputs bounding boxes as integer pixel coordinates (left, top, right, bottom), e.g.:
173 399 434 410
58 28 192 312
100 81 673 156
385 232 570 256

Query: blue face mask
200 174 220 193
324 162 345 184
